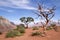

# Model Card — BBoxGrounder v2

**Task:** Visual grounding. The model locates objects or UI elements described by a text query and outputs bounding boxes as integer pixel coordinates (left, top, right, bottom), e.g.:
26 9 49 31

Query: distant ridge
0 16 16 33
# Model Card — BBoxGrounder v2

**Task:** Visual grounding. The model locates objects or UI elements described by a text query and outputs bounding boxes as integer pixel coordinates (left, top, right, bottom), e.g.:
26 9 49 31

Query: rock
0 16 16 33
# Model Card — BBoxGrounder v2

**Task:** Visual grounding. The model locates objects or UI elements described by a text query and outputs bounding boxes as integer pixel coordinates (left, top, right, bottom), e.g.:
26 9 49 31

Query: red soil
0 27 60 40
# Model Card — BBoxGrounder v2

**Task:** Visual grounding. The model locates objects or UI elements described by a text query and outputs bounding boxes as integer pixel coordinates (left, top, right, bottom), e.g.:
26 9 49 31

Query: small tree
34 3 56 34
20 17 34 28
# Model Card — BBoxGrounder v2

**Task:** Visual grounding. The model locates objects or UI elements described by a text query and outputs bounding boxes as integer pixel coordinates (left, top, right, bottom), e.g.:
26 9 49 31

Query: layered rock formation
0 16 16 33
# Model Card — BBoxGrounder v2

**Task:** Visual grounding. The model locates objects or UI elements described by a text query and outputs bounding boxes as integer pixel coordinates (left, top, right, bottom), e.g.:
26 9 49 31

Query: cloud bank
0 0 37 10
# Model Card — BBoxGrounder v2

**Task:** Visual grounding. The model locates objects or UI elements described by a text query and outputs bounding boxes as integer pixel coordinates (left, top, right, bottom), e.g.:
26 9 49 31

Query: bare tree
34 3 56 35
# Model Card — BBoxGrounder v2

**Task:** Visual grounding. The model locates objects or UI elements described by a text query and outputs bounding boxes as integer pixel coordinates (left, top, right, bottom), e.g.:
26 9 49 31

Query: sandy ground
0 27 60 40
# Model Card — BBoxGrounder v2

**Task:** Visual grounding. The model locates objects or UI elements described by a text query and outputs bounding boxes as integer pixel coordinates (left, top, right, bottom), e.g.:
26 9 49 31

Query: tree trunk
26 24 28 28
42 25 46 34
42 20 49 36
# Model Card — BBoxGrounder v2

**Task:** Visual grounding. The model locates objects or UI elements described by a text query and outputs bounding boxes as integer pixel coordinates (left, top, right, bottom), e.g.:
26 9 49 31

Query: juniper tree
20 17 34 28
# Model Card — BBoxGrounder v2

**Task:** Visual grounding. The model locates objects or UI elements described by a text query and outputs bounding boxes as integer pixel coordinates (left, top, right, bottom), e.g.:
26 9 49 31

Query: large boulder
0 16 16 33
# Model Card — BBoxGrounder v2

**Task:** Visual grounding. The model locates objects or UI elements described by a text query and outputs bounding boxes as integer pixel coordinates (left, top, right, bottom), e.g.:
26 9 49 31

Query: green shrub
46 26 52 30
6 30 21 38
16 26 25 33
19 28 25 33
50 23 58 31
31 31 42 36
19 24 25 28
6 24 25 38
53 26 58 32
50 23 56 27
32 27 39 30
17 24 25 29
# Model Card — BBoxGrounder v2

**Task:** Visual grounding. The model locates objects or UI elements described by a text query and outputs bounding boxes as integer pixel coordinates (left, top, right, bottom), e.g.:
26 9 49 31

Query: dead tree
34 3 56 35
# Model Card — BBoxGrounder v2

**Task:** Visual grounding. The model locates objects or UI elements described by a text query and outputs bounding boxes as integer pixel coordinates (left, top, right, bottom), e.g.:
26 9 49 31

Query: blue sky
0 0 60 24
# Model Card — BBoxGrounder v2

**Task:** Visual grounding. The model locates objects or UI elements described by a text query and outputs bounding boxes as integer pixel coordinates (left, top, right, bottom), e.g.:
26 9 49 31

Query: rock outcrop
0 16 16 33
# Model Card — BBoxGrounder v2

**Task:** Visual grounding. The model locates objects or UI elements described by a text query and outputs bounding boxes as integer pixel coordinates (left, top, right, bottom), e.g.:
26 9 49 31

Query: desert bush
50 23 56 27
53 26 58 32
6 30 21 38
17 24 25 28
46 26 52 30
16 25 25 33
19 24 25 28
16 24 25 30
16 27 25 33
31 31 42 36
32 27 39 30
19 28 25 33
50 23 58 32
16 24 25 33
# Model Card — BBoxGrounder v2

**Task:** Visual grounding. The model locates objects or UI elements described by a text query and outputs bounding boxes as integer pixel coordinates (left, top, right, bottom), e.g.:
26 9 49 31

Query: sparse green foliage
31 31 42 36
20 17 34 28
16 25 25 33
53 26 58 32
6 30 21 38
51 23 56 27
32 27 39 30
50 23 58 32
19 27 25 33
19 24 25 28
46 26 52 30
6 24 25 38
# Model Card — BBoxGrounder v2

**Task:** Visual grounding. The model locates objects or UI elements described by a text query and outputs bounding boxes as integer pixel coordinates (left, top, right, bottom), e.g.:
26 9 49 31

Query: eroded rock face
0 16 16 33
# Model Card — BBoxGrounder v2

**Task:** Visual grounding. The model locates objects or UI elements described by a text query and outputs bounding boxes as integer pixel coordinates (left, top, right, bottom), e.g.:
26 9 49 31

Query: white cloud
0 0 37 10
